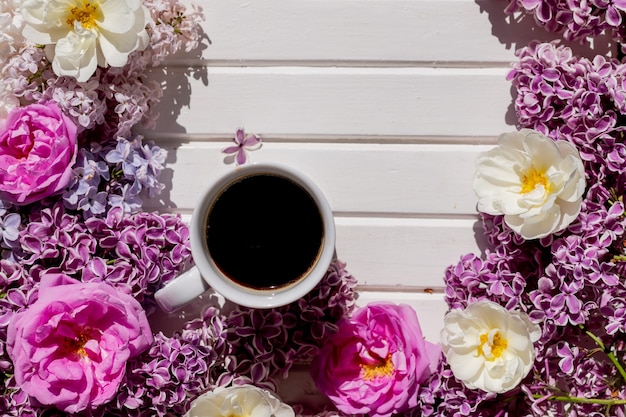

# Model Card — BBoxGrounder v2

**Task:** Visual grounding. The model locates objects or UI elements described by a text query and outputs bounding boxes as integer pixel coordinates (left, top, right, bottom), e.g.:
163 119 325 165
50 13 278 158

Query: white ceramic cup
155 162 336 312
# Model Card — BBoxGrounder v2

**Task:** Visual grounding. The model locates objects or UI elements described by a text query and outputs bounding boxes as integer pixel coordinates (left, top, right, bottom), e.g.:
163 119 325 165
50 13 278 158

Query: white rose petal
184 385 295 417
473 129 586 239
21 0 149 82
440 300 541 394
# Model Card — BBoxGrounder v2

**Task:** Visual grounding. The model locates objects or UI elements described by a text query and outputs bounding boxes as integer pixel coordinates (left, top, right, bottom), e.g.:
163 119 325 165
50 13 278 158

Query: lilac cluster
104 324 225 417
9 202 191 306
426 41 626 415
1 47 159 141
221 260 359 391
504 0 626 48
62 136 167 219
507 41 626 177
142 0 206 67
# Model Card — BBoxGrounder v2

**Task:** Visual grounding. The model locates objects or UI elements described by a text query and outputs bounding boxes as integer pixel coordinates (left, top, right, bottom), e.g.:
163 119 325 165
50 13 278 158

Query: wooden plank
334 216 484 288
169 0 612 66
145 66 516 138
169 213 485 289
144 142 492 215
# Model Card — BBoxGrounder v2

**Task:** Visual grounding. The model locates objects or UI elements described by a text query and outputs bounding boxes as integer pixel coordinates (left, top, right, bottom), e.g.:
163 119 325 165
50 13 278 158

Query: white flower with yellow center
184 385 295 417
21 0 149 82
440 300 541 393
473 129 586 240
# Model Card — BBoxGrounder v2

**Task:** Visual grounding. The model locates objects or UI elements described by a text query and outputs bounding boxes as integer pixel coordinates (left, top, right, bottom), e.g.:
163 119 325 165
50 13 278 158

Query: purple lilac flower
223 128 263 165
18 202 95 272
107 328 221 417
106 136 168 202
0 209 20 249
60 136 168 219
221 260 358 390
11 202 190 306
82 207 192 308
1 45 49 103
106 137 139 176
293 405 352 417
107 183 144 213
507 42 626 177
142 0 206 67
132 140 167 197
78 189 109 217
63 148 110 210
504 0 626 49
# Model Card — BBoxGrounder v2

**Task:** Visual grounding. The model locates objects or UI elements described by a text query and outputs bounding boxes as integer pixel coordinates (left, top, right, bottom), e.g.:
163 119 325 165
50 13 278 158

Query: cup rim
189 162 336 308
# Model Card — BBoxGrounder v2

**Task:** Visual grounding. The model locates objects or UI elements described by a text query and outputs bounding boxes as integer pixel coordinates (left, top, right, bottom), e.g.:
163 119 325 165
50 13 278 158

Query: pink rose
6 274 153 413
0 102 78 205
311 302 441 417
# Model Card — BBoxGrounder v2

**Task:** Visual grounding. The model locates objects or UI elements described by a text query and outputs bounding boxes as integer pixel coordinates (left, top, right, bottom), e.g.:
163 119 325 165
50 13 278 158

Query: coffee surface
206 174 324 290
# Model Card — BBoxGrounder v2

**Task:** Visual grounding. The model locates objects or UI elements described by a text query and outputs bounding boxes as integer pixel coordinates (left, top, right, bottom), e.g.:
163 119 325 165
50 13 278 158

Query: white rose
440 300 541 394
21 0 149 82
184 385 295 417
473 129 586 239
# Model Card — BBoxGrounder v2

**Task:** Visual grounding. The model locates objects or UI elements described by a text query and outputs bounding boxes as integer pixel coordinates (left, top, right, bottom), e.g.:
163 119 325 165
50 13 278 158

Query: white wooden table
143 0 614 408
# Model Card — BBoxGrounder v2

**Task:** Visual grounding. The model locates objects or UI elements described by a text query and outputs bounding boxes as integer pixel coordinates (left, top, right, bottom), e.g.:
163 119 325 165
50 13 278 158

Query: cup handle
155 266 210 313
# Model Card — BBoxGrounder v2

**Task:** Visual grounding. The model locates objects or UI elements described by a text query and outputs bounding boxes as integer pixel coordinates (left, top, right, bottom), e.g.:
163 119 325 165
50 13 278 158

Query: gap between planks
146 209 480 222
142 132 500 146
162 58 519 69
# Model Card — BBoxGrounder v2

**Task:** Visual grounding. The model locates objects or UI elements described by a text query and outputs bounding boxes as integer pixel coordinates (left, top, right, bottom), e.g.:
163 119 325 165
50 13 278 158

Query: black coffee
206 173 324 290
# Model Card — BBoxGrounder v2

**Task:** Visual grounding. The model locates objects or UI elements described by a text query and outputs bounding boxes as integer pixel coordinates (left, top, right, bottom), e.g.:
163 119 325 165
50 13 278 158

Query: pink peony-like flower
311 302 441 417
6 274 154 413
0 101 78 205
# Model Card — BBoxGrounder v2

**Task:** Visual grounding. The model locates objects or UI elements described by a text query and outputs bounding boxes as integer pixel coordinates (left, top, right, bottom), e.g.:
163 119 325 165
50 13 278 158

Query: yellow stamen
360 355 395 381
477 330 508 361
66 2 99 29
62 328 96 358
520 167 550 194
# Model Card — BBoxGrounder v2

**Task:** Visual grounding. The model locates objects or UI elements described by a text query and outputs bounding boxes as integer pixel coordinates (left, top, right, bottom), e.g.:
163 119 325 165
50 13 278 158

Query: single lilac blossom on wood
223 128 262 165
